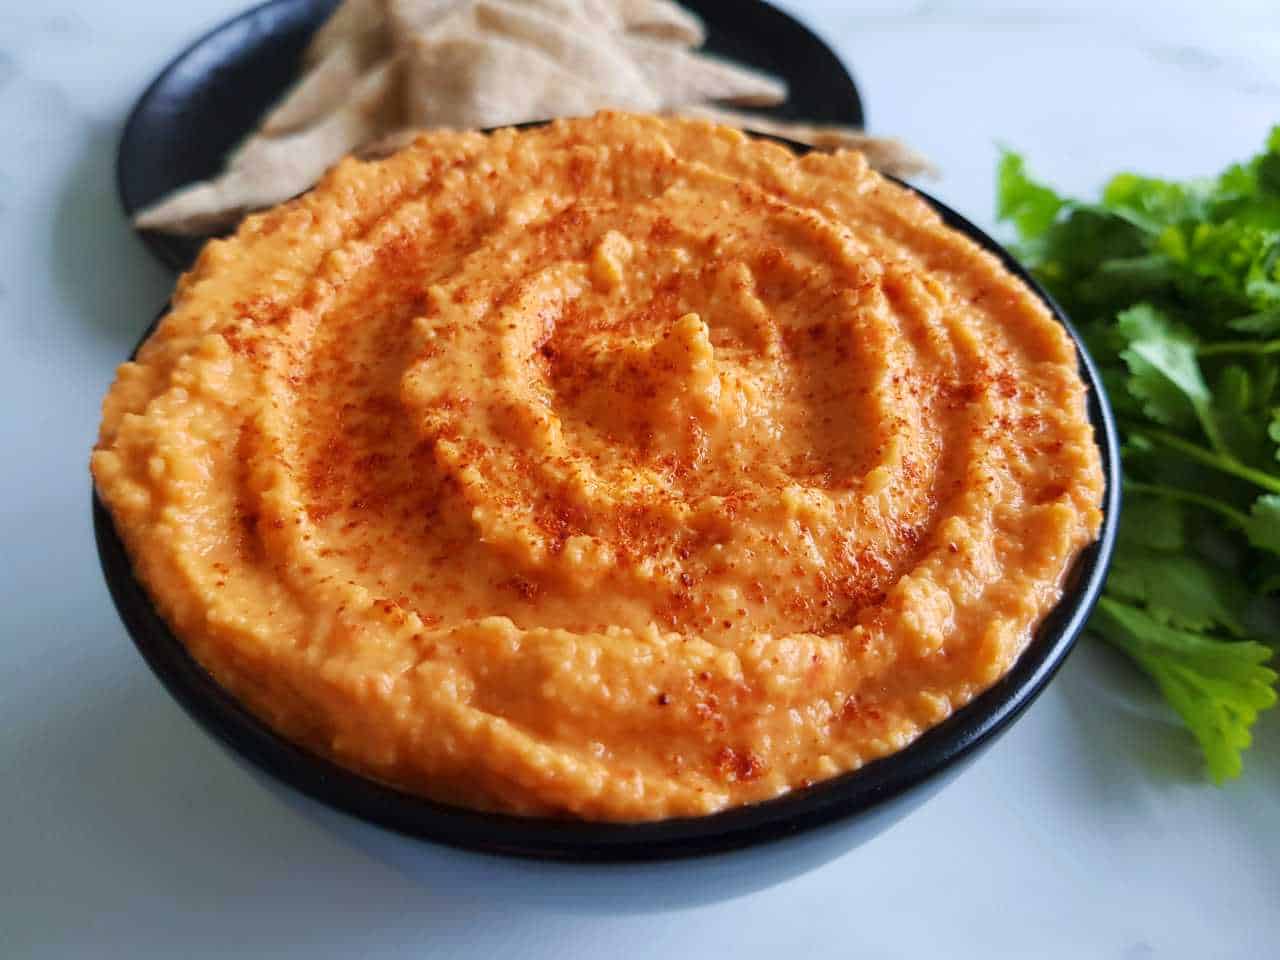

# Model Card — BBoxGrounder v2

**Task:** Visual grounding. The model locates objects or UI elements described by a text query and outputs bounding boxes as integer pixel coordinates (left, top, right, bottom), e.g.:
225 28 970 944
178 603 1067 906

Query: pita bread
389 0 694 45
261 32 392 135
135 59 404 234
384 0 461 39
400 1 667 125
134 0 928 235
357 126 432 159
615 0 703 45
625 36 786 107
466 2 654 99
304 0 389 66
402 1 777 117
404 31 648 128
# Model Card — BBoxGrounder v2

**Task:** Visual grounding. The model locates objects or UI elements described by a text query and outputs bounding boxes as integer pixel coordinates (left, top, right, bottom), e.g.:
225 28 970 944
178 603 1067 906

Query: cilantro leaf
1212 365 1273 465
997 129 1280 780
995 150 1064 242
1102 172 1212 233
1116 493 1185 550
1248 237 1280 308
1117 304 1223 449
1245 494 1280 555
1215 364 1252 416
1107 544 1249 636
1228 308 1280 335
1094 598 1277 783
1163 218 1280 314
1033 209 1148 322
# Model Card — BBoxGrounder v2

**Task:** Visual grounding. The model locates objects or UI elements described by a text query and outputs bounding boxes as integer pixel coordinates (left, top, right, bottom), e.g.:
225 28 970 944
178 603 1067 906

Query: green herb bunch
996 130 1280 781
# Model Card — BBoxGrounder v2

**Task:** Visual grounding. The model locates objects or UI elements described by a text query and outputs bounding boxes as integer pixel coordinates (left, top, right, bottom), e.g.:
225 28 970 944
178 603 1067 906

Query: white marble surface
2 1 1279 957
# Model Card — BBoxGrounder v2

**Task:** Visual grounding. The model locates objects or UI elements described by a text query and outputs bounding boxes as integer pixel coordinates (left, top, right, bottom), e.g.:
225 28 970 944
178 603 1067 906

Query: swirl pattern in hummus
93 113 1103 820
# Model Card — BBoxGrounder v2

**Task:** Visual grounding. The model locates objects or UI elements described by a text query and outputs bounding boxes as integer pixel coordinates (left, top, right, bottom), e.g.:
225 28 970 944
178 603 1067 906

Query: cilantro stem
1142 429 1280 496
1197 339 1280 357
1122 480 1251 528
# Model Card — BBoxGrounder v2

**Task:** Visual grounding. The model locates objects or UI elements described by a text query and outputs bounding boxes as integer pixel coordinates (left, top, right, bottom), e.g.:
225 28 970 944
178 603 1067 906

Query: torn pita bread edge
305 0 389 66
625 35 787 108
616 0 705 45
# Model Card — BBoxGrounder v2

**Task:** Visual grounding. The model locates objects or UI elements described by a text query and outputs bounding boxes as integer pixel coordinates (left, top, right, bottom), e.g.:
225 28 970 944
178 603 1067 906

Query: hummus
93 113 1103 820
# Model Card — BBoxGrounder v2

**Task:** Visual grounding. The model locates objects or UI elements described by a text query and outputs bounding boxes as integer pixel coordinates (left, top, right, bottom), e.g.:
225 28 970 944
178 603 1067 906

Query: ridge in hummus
93 112 1104 821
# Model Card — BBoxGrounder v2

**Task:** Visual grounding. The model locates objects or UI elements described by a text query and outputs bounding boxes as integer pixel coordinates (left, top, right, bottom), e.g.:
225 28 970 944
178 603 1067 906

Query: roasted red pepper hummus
93 113 1103 820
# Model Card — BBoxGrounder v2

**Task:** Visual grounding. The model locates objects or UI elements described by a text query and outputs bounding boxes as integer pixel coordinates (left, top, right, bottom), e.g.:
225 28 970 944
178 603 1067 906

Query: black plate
93 161 1122 864
117 0 865 272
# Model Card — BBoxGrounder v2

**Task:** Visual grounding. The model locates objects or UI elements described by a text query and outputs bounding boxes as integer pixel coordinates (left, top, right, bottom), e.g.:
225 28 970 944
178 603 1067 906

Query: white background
2 1 1278 956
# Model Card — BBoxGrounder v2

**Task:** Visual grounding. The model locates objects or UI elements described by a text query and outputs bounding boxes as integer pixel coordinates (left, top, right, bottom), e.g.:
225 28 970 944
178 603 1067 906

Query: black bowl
94 152 1120 867
117 0 865 272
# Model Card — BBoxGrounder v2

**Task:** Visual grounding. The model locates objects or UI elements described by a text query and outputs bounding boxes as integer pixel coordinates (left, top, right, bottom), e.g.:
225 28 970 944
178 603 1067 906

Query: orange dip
93 113 1103 820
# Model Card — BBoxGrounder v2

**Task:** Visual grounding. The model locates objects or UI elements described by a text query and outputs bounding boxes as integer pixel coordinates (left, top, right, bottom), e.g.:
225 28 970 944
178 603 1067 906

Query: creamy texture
93 113 1103 820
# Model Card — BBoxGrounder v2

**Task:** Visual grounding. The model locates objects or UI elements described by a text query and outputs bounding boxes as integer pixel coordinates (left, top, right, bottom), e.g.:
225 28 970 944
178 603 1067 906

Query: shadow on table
1238 685 1280 794
1054 636 1280 839
1055 638 1202 795
50 123 172 354
14 643 805 955
8 670 560 956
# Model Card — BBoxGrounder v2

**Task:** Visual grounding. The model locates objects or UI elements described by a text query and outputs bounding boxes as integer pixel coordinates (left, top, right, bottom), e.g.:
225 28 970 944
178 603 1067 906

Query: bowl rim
93 135 1121 863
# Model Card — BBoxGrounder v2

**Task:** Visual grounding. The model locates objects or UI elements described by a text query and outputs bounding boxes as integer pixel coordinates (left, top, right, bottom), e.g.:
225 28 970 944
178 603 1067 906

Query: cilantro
1246 495 1280 555
1102 173 1213 233
997 128 1280 781
1228 308 1280 335
1117 304 1223 449
1106 545 1249 637
995 150 1064 244
1093 599 1276 783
